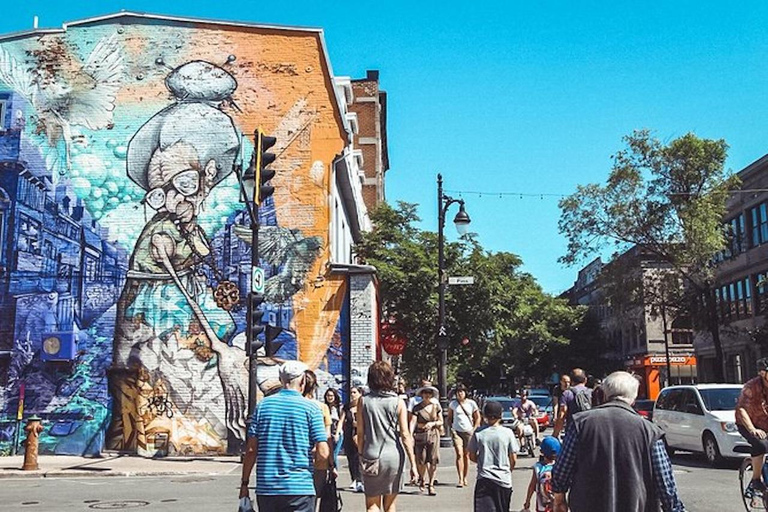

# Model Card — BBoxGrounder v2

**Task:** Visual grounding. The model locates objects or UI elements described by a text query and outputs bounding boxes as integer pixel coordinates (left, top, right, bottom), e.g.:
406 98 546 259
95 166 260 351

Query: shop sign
649 356 689 365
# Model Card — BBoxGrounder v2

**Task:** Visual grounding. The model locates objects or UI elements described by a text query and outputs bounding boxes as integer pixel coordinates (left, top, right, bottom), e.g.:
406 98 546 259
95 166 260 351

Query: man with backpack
552 368 592 439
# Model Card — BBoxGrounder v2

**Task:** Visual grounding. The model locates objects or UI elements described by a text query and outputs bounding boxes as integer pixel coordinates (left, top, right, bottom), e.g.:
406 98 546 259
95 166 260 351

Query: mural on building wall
0 19 350 456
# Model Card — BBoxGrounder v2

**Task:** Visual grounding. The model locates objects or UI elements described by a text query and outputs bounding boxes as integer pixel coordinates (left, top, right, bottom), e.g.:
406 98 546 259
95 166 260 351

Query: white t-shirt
449 399 479 433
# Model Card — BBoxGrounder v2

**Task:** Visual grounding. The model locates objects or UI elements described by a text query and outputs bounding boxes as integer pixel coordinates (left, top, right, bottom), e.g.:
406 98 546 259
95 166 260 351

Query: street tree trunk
703 287 726 382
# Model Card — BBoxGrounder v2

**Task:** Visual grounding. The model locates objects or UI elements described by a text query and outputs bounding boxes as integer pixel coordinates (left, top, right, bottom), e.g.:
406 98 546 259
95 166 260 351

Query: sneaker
348 481 358 490
355 481 365 493
745 479 765 499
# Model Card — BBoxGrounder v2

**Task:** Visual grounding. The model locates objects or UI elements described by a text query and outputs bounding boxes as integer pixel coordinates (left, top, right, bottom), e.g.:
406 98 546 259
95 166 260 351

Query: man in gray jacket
551 371 685 512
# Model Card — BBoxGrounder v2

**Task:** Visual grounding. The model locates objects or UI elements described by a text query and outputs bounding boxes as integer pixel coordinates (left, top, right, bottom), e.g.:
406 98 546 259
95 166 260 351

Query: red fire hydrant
21 416 43 471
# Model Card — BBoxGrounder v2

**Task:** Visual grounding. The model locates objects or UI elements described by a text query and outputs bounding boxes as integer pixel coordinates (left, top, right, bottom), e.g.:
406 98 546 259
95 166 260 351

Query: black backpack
571 387 593 414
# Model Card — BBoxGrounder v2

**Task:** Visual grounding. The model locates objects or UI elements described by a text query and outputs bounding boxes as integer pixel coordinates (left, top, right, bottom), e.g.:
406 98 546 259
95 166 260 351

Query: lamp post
437 173 471 447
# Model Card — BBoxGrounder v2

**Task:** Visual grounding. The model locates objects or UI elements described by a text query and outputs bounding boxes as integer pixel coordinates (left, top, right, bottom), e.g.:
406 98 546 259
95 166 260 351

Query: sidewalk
0 453 242 479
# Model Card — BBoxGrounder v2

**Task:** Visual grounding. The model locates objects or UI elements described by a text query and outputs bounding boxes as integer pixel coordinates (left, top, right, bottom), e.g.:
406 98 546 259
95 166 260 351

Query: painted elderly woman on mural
109 61 249 454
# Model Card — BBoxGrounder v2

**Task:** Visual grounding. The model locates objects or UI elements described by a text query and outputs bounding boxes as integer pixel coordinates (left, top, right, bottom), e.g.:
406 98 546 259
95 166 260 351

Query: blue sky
3 2 768 294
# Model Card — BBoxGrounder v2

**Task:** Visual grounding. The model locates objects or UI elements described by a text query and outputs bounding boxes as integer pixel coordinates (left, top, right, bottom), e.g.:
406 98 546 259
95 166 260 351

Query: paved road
0 449 746 511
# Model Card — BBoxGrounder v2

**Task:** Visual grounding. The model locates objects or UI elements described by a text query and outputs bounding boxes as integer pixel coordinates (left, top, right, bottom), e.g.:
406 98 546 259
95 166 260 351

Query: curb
0 470 227 479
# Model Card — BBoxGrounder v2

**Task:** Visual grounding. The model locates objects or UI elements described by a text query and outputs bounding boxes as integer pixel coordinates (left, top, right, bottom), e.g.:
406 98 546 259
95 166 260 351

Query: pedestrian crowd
239 360 688 512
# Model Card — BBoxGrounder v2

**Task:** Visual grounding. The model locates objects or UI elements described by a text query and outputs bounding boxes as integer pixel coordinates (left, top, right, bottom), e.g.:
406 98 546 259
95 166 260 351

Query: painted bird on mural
233 225 322 303
0 33 124 172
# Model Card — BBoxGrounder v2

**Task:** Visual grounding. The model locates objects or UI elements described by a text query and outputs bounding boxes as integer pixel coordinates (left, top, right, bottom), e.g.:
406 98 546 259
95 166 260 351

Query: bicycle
738 448 768 511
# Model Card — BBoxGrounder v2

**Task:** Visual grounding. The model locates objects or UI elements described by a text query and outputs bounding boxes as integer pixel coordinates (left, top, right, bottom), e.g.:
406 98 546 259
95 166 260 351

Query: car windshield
488 399 518 411
528 396 550 408
698 388 742 411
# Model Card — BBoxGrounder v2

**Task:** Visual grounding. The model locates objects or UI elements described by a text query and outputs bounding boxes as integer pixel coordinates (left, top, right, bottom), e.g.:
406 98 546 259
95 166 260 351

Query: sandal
428 483 437 496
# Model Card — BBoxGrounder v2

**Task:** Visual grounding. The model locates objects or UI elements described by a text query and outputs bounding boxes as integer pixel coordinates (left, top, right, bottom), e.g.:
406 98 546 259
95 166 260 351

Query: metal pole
437 174 450 447
661 304 672 388
247 149 260 420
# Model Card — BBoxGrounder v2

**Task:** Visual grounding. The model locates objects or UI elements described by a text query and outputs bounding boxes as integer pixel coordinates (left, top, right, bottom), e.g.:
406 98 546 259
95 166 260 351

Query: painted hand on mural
0 33 124 172
233 225 322 303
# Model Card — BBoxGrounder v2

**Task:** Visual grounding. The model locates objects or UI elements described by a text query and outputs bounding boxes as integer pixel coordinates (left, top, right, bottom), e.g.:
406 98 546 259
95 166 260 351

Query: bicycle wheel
740 457 766 511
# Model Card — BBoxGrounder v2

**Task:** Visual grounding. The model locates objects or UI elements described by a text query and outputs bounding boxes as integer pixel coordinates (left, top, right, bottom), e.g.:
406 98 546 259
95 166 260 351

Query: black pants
256 495 315 512
344 434 361 481
474 478 512 512
739 424 768 457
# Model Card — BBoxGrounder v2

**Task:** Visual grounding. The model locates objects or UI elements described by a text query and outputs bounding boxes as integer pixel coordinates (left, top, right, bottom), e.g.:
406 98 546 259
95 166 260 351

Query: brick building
347 70 389 212
0 12 381 457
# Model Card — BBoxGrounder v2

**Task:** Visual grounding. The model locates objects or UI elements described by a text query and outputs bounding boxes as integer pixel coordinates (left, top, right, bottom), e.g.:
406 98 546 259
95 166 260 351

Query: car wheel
703 432 724 467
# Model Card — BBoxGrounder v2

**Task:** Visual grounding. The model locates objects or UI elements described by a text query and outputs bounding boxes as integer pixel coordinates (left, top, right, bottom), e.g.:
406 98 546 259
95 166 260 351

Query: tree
358 202 584 389
558 130 738 381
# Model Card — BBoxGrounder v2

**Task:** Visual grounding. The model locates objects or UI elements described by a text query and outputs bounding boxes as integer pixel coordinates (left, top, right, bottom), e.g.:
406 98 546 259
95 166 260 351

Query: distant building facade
565 247 696 400
695 154 768 383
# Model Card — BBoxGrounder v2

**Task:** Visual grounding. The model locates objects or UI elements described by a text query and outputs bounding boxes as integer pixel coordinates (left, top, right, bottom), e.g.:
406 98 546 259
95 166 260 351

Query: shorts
452 430 472 450
256 494 315 512
738 424 768 457
474 477 512 512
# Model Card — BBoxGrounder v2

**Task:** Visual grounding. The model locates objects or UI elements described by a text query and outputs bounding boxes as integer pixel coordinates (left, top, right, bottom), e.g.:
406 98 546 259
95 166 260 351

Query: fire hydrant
21 416 43 471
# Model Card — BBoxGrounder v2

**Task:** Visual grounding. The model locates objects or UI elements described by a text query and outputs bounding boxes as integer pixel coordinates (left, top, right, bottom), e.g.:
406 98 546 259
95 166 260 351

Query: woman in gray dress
356 361 417 512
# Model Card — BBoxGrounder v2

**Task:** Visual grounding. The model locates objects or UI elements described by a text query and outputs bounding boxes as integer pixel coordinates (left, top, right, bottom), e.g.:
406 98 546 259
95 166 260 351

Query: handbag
319 471 343 512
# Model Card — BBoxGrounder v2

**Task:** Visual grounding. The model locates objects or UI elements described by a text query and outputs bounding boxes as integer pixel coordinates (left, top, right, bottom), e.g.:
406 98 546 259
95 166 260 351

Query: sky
3 1 768 295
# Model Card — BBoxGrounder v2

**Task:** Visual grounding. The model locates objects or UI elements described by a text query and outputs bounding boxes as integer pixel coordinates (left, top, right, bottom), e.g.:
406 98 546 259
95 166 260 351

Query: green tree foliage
558 130 739 381
357 202 583 391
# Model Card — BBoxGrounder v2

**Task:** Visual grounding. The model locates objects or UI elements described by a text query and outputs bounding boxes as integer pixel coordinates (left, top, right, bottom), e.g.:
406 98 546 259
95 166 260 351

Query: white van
653 384 750 466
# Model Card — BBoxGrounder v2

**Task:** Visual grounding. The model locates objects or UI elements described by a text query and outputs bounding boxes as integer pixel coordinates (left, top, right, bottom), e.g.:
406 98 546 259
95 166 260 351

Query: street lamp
437 173 470 447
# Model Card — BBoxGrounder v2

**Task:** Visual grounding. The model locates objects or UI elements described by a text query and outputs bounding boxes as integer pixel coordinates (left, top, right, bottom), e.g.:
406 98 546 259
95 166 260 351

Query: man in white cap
240 361 330 511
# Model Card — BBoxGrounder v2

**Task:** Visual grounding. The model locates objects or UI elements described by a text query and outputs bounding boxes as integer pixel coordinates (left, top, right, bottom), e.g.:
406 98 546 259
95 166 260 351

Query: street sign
252 267 265 294
448 276 474 285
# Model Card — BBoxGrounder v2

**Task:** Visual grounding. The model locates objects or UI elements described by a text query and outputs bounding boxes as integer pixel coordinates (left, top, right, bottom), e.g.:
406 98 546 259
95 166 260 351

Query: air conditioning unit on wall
40 332 78 362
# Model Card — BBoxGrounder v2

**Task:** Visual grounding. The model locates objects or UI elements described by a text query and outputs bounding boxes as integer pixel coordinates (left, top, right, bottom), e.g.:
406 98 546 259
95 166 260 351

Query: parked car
527 388 552 398
632 399 655 421
652 384 749 466
484 396 521 429
526 394 553 430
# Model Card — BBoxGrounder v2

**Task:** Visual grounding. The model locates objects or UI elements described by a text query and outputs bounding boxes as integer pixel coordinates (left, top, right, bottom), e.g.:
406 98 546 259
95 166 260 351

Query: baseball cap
279 360 309 382
483 400 503 419
540 436 561 458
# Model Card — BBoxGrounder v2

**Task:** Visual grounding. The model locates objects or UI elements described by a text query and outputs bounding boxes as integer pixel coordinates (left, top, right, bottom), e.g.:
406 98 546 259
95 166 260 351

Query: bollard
21 416 43 471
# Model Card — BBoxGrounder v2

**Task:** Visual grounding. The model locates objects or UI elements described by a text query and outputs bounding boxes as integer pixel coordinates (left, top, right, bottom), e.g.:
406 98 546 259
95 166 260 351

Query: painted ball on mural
73 154 108 186
165 61 237 102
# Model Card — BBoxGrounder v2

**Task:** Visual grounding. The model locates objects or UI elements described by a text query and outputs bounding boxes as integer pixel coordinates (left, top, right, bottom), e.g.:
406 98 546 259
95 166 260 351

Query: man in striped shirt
240 361 330 512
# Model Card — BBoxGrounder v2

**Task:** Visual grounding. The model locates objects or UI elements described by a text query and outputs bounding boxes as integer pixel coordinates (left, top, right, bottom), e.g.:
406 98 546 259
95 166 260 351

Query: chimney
366 70 379 81
33 16 38 29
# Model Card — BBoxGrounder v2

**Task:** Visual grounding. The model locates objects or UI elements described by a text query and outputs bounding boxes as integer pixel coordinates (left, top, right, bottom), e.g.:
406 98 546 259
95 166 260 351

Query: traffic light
255 129 277 205
265 325 284 357
247 292 266 356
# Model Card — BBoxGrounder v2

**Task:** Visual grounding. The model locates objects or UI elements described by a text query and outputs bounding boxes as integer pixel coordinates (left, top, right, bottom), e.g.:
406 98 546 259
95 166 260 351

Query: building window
750 203 768 248
727 214 746 255
756 273 768 314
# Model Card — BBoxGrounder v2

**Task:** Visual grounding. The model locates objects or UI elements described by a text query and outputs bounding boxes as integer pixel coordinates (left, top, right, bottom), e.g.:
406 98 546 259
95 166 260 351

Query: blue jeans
332 432 344 468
